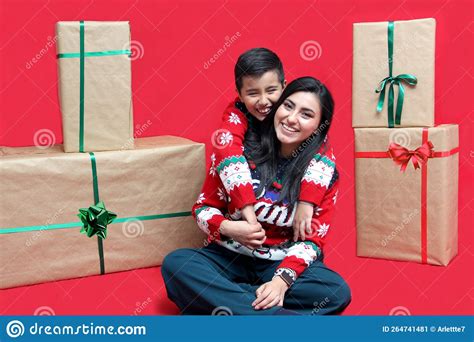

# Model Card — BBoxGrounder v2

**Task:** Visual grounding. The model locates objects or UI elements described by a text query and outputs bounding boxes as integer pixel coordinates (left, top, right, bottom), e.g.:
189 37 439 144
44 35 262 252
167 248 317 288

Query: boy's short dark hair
234 48 285 92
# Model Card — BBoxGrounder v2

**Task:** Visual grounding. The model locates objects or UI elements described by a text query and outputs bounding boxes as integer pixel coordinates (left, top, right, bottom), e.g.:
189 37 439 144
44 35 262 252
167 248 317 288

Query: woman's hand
292 201 314 241
220 220 266 249
252 277 289 310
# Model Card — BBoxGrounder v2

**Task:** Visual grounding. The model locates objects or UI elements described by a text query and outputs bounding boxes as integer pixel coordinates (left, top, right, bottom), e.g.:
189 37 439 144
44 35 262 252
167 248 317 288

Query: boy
211 48 322 245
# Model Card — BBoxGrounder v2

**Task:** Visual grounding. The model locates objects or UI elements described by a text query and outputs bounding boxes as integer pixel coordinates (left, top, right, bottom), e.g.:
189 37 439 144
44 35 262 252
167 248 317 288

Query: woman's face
274 91 322 155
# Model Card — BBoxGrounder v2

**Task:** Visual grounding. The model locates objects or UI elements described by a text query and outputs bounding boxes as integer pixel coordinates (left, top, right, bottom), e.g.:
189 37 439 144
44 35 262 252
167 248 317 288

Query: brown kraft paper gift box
56 21 133 152
0 136 206 289
354 125 458 265
352 18 436 128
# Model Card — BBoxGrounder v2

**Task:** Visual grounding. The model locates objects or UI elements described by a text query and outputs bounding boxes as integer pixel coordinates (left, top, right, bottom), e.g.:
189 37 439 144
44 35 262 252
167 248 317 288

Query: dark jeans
161 243 351 315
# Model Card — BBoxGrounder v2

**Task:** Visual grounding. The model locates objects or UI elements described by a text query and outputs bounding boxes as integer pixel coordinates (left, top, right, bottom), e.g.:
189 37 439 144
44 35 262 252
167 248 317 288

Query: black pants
161 243 351 315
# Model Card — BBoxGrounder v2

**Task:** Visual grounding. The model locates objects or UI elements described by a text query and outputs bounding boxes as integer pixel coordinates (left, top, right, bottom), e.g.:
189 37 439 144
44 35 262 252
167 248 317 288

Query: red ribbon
388 140 434 172
355 128 459 264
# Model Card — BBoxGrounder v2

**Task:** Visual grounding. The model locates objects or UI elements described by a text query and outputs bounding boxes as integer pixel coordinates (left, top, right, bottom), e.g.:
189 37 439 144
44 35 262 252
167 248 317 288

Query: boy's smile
238 71 285 121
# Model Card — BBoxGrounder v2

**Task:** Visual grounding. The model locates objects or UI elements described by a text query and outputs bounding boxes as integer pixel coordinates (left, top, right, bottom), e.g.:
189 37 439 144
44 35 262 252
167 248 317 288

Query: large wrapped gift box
56 21 133 152
354 125 458 265
352 18 436 128
0 136 205 289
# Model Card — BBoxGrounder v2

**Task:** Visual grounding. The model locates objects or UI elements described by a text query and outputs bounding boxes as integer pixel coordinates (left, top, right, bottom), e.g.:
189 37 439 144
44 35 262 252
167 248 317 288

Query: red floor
1 0 472 319
2 238 472 316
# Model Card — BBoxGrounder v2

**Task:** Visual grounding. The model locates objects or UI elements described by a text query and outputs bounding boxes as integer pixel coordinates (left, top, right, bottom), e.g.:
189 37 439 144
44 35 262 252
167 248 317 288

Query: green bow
78 201 117 239
375 21 418 127
376 74 417 127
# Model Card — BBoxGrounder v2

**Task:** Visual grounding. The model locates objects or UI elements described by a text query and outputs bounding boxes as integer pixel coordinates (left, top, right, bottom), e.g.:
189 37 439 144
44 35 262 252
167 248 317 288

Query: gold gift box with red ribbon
354 125 458 266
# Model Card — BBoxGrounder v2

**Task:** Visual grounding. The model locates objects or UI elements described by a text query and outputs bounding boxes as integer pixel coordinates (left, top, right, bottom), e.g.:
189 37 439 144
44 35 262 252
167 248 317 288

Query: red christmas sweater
211 98 334 210
192 143 339 282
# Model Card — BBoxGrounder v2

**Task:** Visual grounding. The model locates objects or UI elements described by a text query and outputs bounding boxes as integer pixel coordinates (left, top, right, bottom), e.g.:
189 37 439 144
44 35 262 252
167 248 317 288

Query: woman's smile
280 122 299 134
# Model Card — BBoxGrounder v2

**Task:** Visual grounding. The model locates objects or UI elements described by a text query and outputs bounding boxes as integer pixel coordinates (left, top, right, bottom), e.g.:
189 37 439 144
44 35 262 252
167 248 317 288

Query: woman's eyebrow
300 106 315 114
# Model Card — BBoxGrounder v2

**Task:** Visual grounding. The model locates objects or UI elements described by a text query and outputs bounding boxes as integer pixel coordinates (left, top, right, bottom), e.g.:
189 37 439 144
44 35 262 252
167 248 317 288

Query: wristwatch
273 268 296 287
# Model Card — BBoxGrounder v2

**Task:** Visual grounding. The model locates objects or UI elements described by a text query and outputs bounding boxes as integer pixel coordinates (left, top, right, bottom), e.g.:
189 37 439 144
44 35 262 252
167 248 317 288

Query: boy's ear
282 79 287 88
236 88 243 101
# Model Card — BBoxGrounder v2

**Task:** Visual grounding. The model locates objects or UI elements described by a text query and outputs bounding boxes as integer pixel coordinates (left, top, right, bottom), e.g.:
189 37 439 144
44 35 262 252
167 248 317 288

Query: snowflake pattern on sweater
192 146 339 280
217 155 253 195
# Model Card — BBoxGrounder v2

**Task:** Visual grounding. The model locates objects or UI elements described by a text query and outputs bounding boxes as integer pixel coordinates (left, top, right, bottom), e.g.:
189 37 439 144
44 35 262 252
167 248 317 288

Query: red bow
388 141 434 172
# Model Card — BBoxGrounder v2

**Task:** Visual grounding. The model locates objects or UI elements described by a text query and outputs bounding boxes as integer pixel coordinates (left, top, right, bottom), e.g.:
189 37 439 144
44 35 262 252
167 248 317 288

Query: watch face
275 268 297 286
280 272 294 286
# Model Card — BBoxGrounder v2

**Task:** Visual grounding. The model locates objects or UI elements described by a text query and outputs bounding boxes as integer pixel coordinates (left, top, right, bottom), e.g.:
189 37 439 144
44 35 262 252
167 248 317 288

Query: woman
162 77 351 315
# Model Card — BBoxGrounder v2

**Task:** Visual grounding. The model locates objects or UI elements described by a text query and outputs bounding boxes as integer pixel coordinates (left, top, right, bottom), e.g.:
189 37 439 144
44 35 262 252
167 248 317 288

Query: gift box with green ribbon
56 21 133 152
0 136 206 289
352 18 436 128
354 125 458 265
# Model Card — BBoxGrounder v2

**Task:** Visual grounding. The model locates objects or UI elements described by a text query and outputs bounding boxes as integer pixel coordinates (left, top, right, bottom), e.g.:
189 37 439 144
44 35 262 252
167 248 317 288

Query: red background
1 0 472 315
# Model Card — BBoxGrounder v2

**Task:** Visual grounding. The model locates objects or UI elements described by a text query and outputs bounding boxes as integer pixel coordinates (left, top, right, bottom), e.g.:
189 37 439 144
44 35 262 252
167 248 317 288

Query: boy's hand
220 220 266 249
241 204 258 225
293 201 314 241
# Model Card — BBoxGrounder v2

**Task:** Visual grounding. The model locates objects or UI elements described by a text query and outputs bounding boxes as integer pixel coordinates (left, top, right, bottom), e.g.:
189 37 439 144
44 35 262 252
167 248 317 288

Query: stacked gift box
352 18 459 266
0 21 205 289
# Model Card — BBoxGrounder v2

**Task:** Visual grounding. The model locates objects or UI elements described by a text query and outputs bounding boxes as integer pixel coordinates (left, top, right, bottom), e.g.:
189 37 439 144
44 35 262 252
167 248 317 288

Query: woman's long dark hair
244 76 335 206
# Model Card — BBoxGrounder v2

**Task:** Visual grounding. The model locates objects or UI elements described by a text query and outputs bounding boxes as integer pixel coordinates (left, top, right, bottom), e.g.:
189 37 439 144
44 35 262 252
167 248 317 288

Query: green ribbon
82 152 111 274
58 50 131 59
56 21 131 152
375 21 418 128
89 152 99 204
79 20 85 152
78 201 117 240
0 212 192 234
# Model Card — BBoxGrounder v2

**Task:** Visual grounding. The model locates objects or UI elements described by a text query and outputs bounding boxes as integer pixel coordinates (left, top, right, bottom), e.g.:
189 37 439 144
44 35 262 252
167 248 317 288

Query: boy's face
238 71 285 121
